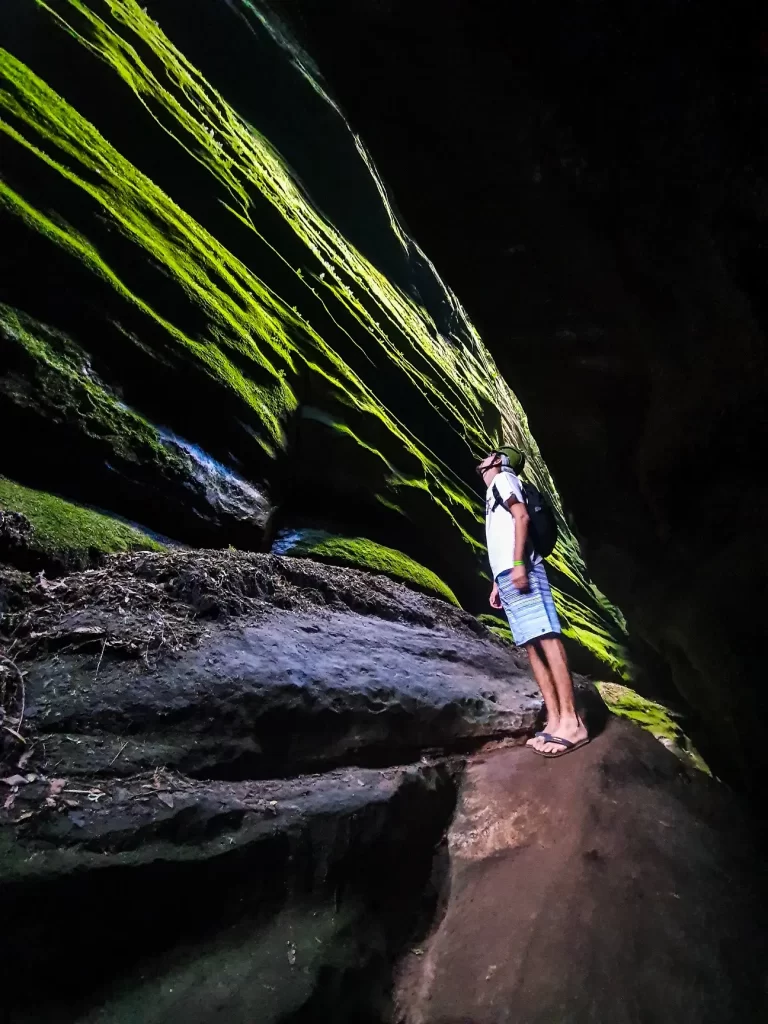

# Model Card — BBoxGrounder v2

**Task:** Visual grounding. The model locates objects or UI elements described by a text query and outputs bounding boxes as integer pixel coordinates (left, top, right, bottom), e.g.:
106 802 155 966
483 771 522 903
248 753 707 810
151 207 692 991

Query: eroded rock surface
25 606 543 779
3 550 544 780
0 552 764 1022
1 762 457 1024
0 549 540 1023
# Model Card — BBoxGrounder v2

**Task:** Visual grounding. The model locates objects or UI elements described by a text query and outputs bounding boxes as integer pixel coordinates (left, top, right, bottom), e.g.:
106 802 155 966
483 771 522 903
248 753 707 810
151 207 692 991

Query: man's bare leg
534 636 588 754
524 640 561 749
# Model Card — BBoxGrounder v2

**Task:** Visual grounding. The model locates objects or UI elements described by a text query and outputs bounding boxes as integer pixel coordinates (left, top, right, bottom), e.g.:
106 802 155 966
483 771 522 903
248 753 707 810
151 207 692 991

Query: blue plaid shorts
496 562 561 646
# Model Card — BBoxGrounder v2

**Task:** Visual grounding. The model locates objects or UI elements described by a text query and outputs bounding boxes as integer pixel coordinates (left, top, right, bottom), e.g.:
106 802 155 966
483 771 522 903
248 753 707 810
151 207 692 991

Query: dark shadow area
0 765 462 1024
189 732 518 783
282 792 459 1024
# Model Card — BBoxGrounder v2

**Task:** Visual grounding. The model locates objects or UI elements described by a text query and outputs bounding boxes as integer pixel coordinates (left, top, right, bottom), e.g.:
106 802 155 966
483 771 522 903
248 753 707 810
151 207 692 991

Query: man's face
476 453 502 484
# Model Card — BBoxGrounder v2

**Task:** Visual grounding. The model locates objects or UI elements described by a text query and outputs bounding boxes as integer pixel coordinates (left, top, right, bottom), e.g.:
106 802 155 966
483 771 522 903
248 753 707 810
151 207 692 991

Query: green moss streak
486 625 514 644
0 304 185 472
596 682 710 775
556 590 631 680
279 531 459 606
30 1 509 494
475 613 514 645
0 477 163 556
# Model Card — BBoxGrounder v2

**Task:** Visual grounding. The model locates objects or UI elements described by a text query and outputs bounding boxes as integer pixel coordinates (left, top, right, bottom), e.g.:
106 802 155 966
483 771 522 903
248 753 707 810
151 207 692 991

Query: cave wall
0 1 628 671
281 0 768 790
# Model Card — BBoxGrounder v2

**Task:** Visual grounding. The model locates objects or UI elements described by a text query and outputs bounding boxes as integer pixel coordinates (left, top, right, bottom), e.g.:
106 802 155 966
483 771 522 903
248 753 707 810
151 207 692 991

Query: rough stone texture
395 720 767 1024
24 608 542 779
0 762 458 1024
1 549 544 780
0 551 763 1022
2 550 692 787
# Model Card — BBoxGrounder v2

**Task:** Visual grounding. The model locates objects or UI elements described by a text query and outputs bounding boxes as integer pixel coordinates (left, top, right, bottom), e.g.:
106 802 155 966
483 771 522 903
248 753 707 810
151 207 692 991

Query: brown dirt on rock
0 548 488 665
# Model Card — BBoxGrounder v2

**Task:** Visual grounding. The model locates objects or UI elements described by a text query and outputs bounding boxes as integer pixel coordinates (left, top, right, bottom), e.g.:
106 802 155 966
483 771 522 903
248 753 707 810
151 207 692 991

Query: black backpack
491 478 558 559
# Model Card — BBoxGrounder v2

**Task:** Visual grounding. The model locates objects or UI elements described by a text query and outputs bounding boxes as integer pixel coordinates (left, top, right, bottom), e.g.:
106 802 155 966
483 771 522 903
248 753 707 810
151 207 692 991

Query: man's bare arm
506 495 530 591
505 495 530 561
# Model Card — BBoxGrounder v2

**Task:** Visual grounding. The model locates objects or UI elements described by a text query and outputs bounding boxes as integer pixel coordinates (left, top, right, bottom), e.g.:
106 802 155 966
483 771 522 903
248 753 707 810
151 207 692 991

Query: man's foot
533 734 590 757
533 717 587 756
527 719 560 750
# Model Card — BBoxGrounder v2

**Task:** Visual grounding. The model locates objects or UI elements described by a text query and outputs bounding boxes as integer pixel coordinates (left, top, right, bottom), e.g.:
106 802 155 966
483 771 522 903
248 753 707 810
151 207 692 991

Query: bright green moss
0 2 633 678
596 682 710 775
476 612 513 642
486 624 514 645
276 530 460 606
0 304 186 471
0 477 163 558
476 613 503 629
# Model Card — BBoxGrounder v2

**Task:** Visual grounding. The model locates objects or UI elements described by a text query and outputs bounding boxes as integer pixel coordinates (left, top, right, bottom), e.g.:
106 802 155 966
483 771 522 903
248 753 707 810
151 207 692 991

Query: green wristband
513 560 525 567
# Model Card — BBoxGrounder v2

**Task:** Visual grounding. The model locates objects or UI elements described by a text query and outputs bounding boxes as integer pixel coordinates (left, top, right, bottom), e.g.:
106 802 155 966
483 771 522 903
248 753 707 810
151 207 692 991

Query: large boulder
1 549 546 781
0 551 761 1022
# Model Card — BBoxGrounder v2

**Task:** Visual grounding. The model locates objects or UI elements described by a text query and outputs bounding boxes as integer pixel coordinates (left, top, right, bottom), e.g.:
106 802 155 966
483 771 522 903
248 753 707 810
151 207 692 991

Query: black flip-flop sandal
532 733 590 758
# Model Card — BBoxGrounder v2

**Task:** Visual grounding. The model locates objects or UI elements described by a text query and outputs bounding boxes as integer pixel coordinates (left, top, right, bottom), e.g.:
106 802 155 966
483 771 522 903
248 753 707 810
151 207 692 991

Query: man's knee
524 638 549 664
538 632 564 650
526 632 559 648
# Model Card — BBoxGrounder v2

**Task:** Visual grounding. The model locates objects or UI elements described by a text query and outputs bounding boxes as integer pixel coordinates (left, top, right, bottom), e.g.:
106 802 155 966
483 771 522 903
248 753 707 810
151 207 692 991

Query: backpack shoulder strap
491 482 510 514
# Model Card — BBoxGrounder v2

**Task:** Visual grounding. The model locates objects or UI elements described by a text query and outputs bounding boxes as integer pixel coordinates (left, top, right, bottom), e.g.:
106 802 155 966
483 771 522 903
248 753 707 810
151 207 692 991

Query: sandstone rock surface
396 720 767 1024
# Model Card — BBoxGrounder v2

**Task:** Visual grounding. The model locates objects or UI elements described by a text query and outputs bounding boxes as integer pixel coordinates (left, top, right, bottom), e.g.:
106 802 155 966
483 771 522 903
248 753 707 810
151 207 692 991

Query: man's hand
489 582 502 609
511 565 529 592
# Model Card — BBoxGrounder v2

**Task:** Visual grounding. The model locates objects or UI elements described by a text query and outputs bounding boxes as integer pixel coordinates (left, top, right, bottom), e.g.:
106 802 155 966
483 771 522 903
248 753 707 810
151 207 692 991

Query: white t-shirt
485 470 543 579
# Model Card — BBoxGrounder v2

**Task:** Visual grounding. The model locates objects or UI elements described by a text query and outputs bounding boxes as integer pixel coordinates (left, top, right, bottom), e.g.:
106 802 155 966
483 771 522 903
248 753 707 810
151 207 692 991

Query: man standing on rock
477 449 589 757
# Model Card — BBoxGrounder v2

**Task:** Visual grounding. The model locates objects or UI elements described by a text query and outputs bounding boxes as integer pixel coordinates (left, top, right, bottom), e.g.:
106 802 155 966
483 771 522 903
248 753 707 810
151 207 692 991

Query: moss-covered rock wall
0 0 626 672
278 0 768 790
0 476 162 571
